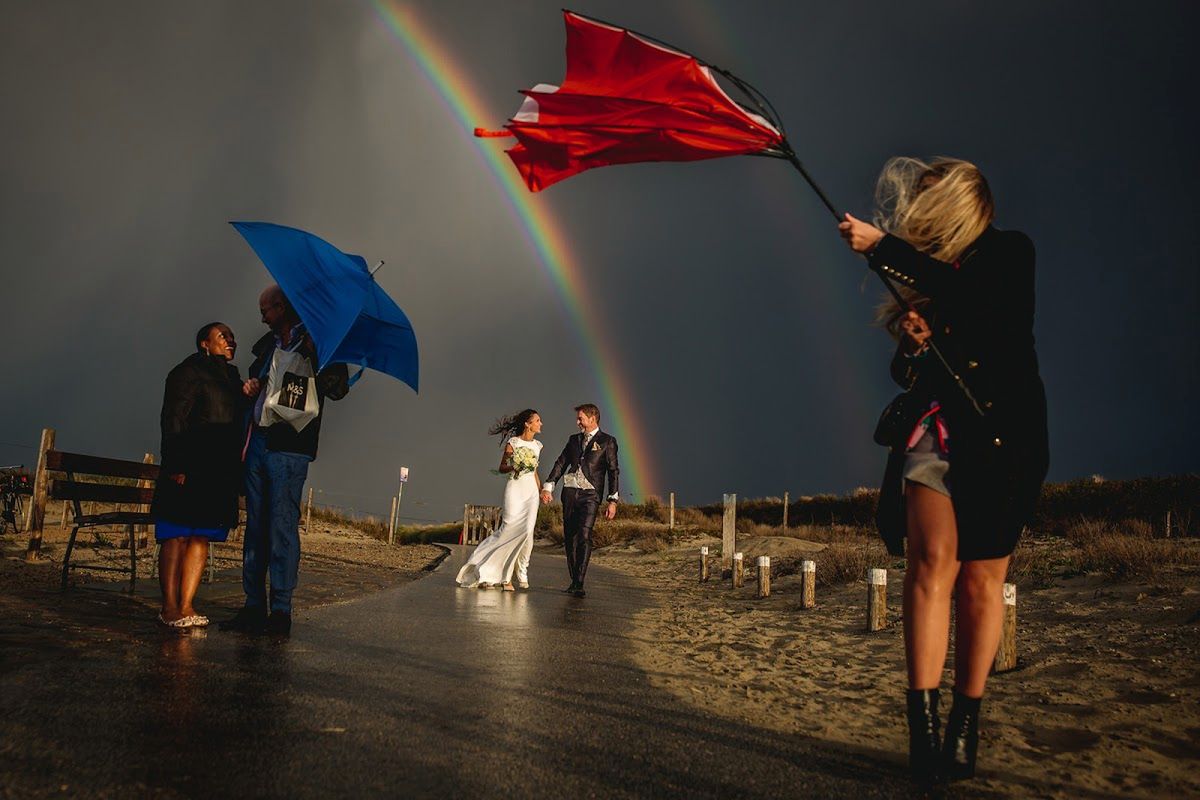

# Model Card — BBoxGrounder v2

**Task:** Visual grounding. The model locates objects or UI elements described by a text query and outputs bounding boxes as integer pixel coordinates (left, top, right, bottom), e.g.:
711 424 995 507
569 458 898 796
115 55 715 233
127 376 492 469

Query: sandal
501 582 515 592
185 615 210 627
157 613 190 628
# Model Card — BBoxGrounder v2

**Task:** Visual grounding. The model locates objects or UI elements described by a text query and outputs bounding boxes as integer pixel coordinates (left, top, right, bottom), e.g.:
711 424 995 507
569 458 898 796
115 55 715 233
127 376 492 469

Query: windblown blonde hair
872 157 994 333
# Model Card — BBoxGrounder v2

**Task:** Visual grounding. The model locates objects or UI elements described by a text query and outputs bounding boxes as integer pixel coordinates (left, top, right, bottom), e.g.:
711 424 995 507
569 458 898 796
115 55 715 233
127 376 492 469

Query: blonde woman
839 157 1049 783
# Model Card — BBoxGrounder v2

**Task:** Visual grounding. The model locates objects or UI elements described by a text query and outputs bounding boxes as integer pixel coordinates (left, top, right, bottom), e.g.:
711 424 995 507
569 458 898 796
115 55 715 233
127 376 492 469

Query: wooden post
59 502 68 531
305 487 314 532
783 491 789 528
756 555 771 598
388 495 398 545
699 546 710 582
800 559 816 609
668 492 675 531
722 493 736 571
392 482 405 545
137 453 154 547
1165 510 1172 537
993 583 1018 672
867 568 887 631
732 552 744 588
24 427 55 561
461 503 470 544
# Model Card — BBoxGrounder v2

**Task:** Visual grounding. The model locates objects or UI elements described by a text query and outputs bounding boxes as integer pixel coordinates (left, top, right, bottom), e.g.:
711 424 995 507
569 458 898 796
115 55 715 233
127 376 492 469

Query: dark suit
544 430 619 587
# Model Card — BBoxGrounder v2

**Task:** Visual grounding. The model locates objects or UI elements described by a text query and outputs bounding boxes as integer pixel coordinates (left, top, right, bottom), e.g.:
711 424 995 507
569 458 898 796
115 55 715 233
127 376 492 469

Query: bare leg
178 537 210 618
158 539 186 621
952 557 1010 697
903 483 961 689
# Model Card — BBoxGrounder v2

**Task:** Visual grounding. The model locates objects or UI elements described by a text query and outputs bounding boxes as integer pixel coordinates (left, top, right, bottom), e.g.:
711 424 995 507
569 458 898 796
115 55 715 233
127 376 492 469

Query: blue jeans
242 430 310 613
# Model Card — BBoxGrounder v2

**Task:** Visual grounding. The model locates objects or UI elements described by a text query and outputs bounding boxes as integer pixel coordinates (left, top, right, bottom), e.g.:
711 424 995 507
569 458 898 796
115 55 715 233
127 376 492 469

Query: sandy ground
596 535 1200 799
0 511 444 660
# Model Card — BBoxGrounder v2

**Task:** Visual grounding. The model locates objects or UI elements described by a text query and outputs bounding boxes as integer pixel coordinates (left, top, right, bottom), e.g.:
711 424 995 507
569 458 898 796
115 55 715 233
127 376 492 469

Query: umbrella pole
783 154 985 417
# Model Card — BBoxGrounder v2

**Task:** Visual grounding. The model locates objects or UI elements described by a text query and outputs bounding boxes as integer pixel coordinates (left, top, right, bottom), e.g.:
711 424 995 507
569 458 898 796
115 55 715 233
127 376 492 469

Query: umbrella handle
782 153 986 418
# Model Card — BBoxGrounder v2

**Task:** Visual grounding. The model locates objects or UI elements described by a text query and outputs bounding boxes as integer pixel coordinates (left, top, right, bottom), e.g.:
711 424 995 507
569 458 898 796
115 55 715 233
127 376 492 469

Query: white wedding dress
456 436 542 588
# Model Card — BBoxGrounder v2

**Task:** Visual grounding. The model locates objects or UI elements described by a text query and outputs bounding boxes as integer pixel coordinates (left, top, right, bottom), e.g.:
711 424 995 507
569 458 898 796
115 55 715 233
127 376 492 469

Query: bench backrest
46 450 160 506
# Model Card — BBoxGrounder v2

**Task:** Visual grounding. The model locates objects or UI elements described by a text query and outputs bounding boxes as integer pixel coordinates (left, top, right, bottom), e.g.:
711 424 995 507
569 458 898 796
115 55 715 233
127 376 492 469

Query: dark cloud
2 1 1196 522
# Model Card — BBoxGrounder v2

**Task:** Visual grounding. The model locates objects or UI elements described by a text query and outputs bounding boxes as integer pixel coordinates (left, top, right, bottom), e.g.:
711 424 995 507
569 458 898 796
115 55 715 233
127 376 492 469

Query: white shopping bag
259 348 320 432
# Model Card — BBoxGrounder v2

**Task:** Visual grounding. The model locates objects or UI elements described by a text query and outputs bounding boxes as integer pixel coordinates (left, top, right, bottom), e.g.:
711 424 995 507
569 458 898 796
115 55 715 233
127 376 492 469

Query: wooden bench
48 450 158 590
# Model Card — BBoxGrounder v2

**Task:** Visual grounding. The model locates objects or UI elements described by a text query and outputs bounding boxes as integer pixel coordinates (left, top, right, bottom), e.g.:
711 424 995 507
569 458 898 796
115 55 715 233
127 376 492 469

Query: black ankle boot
942 690 982 780
906 688 941 783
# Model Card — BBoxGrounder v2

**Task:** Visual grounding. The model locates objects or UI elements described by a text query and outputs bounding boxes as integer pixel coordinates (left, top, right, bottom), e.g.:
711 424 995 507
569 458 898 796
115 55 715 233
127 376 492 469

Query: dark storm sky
1 1 1196 522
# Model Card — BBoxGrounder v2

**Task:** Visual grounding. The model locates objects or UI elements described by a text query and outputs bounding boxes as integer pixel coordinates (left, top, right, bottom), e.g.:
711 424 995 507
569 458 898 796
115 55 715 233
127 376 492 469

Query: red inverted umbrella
477 10 984 416
476 11 786 191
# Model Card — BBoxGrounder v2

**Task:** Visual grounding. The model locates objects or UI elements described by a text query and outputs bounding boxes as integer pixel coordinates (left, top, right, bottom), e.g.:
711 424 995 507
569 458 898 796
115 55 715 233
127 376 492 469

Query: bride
456 409 543 591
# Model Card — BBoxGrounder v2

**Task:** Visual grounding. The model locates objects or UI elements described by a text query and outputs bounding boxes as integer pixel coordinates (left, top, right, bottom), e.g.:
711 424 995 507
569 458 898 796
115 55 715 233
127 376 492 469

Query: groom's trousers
561 487 599 586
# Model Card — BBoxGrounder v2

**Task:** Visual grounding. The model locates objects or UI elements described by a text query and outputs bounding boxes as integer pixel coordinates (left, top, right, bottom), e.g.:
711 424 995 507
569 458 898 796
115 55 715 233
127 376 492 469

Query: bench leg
61 525 81 590
128 524 136 591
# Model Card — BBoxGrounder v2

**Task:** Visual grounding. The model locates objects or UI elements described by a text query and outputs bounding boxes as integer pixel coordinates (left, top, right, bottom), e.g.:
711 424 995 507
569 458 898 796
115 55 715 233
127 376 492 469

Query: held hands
242 378 262 398
605 501 617 520
899 310 932 353
837 213 885 254
540 490 553 505
169 473 186 486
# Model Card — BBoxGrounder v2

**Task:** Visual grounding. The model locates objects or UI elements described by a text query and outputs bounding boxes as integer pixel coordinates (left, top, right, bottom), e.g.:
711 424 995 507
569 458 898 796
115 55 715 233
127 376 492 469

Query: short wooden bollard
699 546 710 582
669 492 675 531
756 555 771 598
993 583 1018 672
305 487 314 531
782 491 789 528
800 560 816 609
732 552 744 588
867 568 887 631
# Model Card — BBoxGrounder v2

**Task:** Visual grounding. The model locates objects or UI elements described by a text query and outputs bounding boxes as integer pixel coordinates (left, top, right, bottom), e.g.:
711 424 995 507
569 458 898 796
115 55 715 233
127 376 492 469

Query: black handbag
873 391 925 448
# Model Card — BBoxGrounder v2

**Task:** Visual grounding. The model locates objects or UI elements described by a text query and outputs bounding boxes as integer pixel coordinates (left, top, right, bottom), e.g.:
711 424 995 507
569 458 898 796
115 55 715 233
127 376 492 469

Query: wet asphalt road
1 547 924 798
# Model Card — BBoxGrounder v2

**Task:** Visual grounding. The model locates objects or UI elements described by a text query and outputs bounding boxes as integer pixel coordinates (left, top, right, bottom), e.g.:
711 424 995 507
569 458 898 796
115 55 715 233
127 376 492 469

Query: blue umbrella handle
349 367 367 386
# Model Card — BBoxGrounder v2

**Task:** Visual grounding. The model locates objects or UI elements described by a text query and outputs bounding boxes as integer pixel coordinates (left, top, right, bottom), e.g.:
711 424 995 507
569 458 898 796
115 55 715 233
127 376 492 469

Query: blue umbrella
230 221 418 392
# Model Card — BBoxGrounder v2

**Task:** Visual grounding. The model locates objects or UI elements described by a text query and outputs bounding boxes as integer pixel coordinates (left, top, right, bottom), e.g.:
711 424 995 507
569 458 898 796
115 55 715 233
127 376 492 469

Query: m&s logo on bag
281 372 309 410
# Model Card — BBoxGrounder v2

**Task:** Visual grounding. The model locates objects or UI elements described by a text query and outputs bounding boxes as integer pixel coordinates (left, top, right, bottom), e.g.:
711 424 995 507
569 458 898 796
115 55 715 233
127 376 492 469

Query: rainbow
369 0 655 500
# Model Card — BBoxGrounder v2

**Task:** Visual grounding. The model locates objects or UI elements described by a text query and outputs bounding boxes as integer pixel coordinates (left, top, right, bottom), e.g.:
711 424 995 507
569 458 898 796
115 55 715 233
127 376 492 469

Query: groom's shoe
563 582 579 593
572 587 586 598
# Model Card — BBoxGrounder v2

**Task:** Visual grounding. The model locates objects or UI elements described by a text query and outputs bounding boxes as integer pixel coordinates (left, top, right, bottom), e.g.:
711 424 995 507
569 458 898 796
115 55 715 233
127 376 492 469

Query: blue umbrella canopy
231 221 418 392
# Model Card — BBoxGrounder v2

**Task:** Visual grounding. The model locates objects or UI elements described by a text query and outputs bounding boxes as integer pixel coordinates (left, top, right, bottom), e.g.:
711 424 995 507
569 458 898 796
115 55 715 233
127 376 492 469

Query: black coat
247 330 349 460
545 431 620 500
869 227 1049 560
150 352 246 528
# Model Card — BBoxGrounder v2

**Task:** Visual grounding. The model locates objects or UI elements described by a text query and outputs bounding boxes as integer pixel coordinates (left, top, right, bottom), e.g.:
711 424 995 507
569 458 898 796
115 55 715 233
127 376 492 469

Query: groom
541 403 619 598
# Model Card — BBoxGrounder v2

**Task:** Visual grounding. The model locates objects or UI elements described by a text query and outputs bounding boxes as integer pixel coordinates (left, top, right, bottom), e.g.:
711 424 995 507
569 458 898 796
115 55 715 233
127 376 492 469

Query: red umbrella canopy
479 11 785 192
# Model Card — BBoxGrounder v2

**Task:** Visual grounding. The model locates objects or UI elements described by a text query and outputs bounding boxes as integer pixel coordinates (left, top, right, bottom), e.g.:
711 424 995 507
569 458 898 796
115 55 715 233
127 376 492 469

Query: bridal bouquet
506 447 539 479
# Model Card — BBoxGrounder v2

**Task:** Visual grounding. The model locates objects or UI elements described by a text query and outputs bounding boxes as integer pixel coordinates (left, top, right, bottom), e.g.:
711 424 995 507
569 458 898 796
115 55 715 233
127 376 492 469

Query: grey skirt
903 429 951 497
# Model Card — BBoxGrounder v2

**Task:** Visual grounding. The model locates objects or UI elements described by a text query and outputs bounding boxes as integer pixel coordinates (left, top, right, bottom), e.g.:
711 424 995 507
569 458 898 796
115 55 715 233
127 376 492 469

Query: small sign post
389 467 409 545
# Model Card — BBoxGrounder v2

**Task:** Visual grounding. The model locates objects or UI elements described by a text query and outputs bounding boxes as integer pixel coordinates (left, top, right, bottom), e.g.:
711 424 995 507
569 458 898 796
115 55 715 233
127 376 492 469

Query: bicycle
1 467 32 534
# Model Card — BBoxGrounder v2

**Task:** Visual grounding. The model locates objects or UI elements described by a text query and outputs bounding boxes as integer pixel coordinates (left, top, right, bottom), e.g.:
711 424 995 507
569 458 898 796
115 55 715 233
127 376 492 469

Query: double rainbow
370 1 655 500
